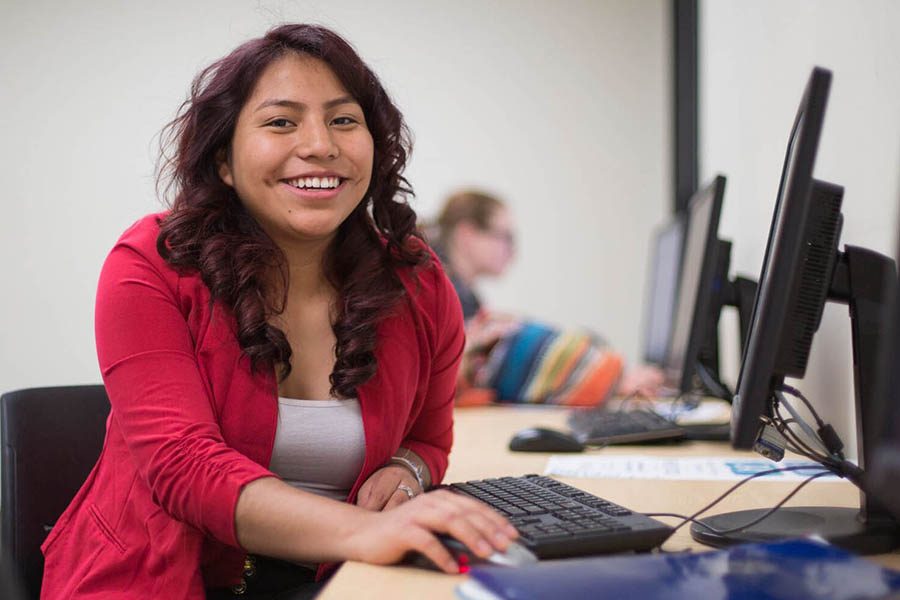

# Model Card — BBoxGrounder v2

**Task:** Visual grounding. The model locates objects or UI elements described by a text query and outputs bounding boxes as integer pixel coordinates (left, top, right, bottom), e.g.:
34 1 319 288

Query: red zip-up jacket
40 214 464 599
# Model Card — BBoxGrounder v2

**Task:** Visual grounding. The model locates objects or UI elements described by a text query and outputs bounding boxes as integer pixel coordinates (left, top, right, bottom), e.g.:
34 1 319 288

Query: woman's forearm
234 476 368 563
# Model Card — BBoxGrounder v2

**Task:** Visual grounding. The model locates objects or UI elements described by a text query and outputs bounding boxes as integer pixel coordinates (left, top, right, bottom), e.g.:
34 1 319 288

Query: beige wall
0 1 671 390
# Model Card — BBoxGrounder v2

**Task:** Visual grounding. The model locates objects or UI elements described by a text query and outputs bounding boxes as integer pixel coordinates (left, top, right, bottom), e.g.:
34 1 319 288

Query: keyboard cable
643 383 868 548
643 464 837 547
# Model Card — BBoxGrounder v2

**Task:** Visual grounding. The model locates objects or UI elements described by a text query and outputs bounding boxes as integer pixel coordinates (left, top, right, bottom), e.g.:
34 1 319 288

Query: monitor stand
690 506 897 554
690 245 900 555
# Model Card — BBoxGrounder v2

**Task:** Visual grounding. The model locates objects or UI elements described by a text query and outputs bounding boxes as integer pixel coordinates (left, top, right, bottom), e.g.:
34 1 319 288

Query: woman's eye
267 118 294 128
332 116 359 127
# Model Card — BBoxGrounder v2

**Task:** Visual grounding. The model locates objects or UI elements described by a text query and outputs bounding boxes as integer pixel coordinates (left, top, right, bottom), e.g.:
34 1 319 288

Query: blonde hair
434 189 506 243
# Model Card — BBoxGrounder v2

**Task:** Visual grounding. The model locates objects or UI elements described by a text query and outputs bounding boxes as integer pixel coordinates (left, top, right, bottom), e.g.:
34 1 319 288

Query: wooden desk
319 406 900 598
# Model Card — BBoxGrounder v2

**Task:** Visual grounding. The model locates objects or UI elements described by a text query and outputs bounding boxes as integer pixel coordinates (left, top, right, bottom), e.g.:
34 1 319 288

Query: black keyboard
567 408 686 445
449 474 672 559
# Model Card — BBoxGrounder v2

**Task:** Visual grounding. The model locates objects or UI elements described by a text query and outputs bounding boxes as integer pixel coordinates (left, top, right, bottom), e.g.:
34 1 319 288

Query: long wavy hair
156 24 428 398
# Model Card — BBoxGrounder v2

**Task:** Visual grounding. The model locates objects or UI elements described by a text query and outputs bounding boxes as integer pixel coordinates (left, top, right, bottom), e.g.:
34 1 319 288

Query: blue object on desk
463 538 900 600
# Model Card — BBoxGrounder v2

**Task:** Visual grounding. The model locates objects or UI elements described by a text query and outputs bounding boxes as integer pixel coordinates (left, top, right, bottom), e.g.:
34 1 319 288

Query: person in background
39 24 516 600
429 191 522 404
432 190 516 321
430 190 663 406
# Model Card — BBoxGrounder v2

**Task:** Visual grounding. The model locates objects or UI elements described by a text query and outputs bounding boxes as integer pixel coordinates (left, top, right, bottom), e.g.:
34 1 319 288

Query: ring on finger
396 483 416 500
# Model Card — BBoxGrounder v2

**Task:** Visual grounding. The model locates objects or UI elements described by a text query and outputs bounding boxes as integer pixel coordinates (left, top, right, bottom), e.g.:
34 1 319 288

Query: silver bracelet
389 454 425 491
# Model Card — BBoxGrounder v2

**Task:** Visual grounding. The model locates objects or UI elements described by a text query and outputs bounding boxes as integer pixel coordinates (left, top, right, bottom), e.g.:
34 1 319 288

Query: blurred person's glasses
480 228 515 247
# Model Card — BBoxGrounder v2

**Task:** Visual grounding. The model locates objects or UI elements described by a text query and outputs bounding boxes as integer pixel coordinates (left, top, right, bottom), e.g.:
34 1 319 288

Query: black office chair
1 385 110 599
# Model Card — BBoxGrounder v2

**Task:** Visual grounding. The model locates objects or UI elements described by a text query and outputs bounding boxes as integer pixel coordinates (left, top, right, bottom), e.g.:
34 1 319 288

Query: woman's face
218 53 374 248
472 207 516 277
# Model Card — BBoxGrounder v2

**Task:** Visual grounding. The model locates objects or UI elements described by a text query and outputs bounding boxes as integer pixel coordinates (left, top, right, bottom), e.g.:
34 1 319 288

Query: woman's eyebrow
253 95 359 112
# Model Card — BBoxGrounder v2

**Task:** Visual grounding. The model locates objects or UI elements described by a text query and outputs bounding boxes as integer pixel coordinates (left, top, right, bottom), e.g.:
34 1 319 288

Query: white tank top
267 397 366 502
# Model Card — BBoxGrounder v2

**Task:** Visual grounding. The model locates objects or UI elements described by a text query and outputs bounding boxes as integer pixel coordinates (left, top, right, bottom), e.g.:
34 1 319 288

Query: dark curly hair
156 24 428 398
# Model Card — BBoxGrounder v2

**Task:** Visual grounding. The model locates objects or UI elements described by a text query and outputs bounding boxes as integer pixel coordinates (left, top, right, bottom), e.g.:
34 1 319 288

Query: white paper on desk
544 456 841 482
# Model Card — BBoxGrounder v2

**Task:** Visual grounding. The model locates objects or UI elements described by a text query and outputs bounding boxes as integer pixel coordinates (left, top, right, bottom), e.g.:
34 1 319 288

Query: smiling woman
38 24 516 600
218 55 375 249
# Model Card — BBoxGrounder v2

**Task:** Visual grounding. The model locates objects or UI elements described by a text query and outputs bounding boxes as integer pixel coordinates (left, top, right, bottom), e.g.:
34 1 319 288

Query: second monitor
656 175 757 399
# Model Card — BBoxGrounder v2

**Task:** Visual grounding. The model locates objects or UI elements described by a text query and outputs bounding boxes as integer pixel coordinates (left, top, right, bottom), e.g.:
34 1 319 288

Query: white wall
699 0 900 456
0 1 671 391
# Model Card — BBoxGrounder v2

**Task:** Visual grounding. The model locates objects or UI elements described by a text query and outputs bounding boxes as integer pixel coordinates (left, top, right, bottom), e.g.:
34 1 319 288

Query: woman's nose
295 121 339 159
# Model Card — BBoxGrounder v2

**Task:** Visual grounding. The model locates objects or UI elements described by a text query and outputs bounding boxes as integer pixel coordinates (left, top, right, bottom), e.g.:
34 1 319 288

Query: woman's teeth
286 176 341 189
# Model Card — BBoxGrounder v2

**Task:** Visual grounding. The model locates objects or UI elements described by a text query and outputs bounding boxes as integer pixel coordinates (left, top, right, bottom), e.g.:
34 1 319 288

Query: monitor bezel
730 67 832 449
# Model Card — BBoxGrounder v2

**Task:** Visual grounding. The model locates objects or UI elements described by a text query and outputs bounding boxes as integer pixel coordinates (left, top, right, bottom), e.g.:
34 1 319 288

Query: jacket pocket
88 504 127 555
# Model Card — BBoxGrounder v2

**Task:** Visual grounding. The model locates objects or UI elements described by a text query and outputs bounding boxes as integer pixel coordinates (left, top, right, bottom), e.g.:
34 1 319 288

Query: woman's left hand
356 465 422 511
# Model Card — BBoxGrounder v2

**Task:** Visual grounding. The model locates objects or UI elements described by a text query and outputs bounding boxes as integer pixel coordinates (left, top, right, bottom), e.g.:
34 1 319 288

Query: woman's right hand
343 489 518 573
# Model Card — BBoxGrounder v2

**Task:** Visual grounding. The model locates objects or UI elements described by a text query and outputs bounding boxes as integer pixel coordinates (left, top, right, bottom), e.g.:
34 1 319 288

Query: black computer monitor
866 213 900 520
664 177 757 397
692 66 900 554
867 302 900 520
642 217 685 366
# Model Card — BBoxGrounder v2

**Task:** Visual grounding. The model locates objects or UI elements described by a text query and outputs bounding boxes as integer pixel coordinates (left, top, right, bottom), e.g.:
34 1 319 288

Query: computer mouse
404 534 538 573
508 427 585 453
483 540 539 568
